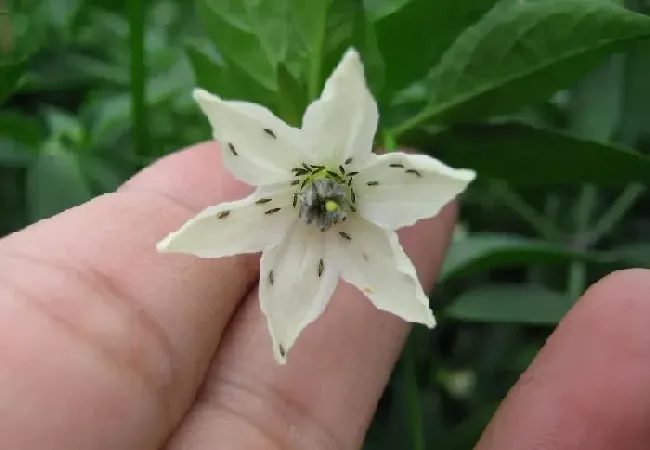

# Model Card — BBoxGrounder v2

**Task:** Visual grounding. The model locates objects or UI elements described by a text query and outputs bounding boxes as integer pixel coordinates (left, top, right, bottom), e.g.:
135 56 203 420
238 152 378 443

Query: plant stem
390 109 429 140
403 337 425 450
128 0 149 156
383 130 397 152
567 185 597 300
588 183 645 246
492 181 561 241
307 3 328 101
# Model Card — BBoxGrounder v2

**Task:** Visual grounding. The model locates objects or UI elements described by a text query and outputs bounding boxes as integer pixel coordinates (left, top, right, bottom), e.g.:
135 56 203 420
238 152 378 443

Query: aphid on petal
156 48 476 364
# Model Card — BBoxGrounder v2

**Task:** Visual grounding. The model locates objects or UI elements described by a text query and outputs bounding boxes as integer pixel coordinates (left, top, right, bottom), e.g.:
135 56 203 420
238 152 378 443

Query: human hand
0 142 647 450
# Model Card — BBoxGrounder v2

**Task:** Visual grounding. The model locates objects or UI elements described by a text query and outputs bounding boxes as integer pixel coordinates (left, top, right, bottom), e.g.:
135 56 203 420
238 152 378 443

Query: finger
475 269 650 450
0 143 259 449
166 203 458 449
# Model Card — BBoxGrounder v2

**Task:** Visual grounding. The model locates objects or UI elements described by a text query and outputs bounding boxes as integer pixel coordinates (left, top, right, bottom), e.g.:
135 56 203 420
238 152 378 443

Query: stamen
217 210 230 219
318 258 324 277
265 207 282 215
302 163 312 171
367 181 379 186
348 171 359 177
351 190 356 203
294 168 310 177
298 178 348 232
339 165 346 175
293 193 298 208
263 128 276 139
291 179 300 186
255 198 272 205
338 231 352 241
405 169 422 177
389 163 404 168
228 143 237 155
347 178 352 187
326 170 341 180
345 157 353 165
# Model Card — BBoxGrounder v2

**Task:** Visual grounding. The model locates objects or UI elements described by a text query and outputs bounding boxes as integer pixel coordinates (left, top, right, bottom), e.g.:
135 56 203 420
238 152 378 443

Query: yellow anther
325 200 339 213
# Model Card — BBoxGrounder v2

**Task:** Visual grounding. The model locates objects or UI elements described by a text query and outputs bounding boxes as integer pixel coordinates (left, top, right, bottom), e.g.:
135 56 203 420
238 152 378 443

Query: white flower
157 49 476 364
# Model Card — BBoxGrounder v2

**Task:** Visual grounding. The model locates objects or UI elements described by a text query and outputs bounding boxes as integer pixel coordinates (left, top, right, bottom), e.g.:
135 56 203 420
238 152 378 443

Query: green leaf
0 112 44 167
364 0 412 21
44 107 85 145
38 0 83 31
446 284 572 325
609 243 650 268
373 0 496 99
186 43 275 105
197 0 288 91
570 54 624 142
291 0 356 99
353 1 385 93
84 157 125 193
441 233 598 281
0 140 34 167
0 60 25 104
430 122 650 185
395 0 650 133
620 39 650 144
26 143 93 221
0 111 46 148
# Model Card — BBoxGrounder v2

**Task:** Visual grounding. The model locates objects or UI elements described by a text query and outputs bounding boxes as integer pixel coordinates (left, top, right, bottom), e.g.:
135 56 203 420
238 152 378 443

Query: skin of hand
0 142 648 450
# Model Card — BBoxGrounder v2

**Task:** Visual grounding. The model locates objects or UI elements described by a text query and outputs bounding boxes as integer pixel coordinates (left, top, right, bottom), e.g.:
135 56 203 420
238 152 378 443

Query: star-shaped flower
157 49 476 364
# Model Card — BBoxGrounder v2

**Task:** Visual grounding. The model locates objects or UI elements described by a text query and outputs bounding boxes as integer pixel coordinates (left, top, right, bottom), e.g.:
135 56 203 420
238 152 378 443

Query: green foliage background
2 0 650 447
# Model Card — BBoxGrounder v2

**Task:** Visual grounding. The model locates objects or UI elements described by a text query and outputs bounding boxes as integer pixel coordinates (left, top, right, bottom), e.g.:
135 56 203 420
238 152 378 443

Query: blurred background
2 0 650 448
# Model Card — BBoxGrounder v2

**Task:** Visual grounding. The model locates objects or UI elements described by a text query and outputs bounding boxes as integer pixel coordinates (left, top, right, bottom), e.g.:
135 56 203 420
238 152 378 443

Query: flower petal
334 216 435 327
355 152 475 230
301 49 378 168
194 88 304 185
157 186 295 258
259 222 339 363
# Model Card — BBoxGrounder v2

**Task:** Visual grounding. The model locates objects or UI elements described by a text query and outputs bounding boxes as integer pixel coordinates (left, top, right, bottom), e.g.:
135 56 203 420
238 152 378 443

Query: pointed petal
335 216 435 327
259 222 339 363
194 89 304 185
301 49 378 168
355 152 475 230
157 186 296 258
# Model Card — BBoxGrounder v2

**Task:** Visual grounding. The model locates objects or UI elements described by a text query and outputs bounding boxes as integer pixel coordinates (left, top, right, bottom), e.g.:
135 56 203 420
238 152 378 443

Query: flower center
291 163 357 232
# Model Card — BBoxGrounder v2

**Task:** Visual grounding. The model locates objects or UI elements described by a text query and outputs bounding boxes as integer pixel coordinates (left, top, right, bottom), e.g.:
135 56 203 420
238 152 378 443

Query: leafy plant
2 0 650 448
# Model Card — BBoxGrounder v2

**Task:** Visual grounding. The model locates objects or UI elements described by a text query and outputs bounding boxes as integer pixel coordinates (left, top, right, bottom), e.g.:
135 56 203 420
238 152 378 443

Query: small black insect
338 231 352 241
217 210 230 219
228 143 237 155
265 207 282 215
263 128 276 139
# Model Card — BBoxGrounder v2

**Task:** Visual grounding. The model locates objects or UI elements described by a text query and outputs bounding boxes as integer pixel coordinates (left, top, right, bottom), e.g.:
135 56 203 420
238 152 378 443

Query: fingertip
476 268 650 450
